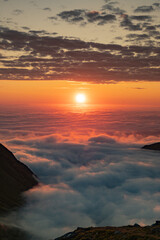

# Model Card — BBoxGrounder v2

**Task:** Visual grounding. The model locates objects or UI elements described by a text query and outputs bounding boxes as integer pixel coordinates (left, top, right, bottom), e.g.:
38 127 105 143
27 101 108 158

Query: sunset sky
1 1 160 240
0 0 160 106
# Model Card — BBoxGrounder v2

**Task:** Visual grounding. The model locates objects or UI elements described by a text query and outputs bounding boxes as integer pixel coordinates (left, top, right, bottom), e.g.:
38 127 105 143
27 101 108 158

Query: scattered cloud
134 6 154 13
0 26 160 82
0 1 160 83
47 2 159 49
22 26 30 30
57 9 86 23
145 25 156 31
131 15 152 21
54 9 116 25
102 2 125 15
155 35 160 39
86 11 116 25
28 30 49 35
12 9 23 15
0 53 5 59
48 16 57 20
126 33 149 42
43 7 51 11
120 14 142 31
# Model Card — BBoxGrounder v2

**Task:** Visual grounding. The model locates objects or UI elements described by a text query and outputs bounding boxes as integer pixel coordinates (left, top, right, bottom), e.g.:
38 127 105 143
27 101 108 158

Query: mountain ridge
55 221 160 240
0 143 38 213
142 142 160 151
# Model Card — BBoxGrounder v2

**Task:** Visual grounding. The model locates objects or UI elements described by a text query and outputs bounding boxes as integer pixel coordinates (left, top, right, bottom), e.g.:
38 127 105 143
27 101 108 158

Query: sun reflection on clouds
26 183 74 195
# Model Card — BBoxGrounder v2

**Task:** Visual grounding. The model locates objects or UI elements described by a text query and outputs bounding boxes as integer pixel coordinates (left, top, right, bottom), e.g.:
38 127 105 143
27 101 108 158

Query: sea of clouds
1 105 160 239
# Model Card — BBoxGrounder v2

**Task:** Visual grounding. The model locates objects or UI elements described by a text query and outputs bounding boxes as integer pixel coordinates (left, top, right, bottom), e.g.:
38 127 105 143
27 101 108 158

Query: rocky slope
55 221 160 240
0 143 38 213
142 142 160 151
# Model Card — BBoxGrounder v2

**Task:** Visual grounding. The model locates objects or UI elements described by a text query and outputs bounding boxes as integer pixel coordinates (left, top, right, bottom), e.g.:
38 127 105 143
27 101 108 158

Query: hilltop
55 221 160 240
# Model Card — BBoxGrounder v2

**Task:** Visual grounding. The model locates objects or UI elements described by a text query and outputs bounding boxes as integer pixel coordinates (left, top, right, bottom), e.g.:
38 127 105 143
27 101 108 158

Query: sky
0 1 160 240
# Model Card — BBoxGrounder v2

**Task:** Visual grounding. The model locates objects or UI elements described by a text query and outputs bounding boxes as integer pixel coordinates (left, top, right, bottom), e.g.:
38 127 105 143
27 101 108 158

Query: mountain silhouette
55 221 160 240
142 142 160 151
0 143 38 213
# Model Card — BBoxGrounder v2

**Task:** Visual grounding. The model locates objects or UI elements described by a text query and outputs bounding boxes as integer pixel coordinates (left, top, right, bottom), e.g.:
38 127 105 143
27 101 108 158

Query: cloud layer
1 105 160 239
4 135 160 240
1 105 160 143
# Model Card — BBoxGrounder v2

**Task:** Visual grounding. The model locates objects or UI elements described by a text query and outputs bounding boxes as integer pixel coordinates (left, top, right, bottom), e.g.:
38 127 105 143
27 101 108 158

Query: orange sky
1 0 160 109
0 80 160 107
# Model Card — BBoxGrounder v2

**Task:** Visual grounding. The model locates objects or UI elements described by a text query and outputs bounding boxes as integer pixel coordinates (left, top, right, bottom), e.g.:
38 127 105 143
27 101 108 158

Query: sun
75 93 86 103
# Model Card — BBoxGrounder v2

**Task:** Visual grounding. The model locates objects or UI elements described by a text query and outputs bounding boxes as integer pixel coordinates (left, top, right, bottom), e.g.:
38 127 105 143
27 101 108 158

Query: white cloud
2 135 160 239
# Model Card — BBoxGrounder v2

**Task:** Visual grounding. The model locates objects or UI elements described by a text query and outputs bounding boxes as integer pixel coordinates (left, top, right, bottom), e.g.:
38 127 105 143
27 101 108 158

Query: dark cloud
131 15 152 21
102 2 125 15
126 33 149 41
120 15 142 31
134 6 154 13
145 25 156 31
153 3 160 7
12 9 23 15
43 7 51 11
0 26 160 82
148 30 160 37
101 2 155 35
29 30 48 35
86 11 116 25
22 26 30 30
57 9 86 23
155 35 160 39
55 9 116 25
48 16 57 20
0 53 5 59
120 13 158 42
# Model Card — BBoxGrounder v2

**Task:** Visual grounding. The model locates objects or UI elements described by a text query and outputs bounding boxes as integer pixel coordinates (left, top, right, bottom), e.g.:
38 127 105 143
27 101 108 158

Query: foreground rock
142 142 160 151
0 143 38 213
55 221 160 240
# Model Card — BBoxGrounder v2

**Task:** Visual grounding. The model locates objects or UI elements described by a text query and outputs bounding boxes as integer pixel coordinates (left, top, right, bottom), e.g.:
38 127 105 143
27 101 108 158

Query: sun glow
75 93 86 103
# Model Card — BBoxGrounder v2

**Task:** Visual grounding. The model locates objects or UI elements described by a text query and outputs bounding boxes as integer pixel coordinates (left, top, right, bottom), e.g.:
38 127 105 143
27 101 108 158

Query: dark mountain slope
0 223 30 240
0 143 38 213
142 142 160 151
